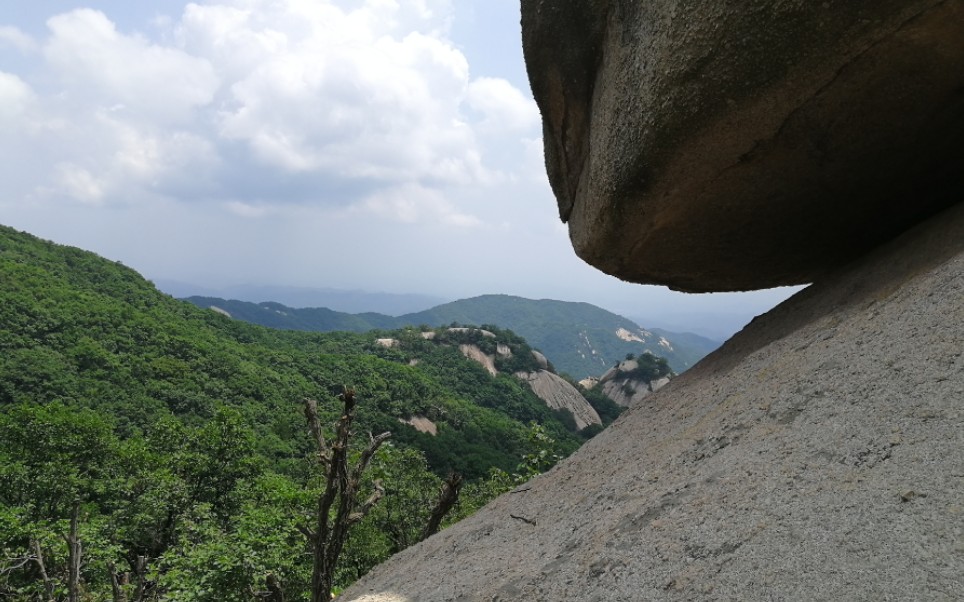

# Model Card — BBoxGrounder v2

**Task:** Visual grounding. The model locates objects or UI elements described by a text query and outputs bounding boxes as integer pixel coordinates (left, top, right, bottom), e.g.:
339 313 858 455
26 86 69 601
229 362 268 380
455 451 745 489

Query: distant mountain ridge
184 294 720 378
156 280 448 315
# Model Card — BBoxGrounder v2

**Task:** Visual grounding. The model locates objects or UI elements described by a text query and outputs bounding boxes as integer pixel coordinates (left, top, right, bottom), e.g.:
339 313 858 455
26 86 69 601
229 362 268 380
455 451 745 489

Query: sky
0 0 799 339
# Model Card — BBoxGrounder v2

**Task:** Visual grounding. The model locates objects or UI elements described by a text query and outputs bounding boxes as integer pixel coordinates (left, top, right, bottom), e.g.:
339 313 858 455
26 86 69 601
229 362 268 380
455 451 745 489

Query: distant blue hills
155 280 449 316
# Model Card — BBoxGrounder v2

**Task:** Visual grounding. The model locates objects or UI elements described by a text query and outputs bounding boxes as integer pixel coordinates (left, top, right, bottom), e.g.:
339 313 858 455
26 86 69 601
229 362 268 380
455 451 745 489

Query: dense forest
0 225 624 600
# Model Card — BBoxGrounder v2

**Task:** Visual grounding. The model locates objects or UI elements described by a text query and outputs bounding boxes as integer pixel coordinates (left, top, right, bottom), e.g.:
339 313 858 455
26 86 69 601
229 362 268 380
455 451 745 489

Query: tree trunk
304 389 391 602
132 556 148 602
265 572 285 602
65 501 82 602
29 538 55 602
109 562 129 602
421 472 463 541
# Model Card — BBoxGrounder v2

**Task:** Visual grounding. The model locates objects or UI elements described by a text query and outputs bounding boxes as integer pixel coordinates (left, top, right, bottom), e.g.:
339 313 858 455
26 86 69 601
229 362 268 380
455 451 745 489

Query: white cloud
191 0 487 187
53 163 107 204
0 26 37 53
107 116 221 192
0 72 33 124
43 9 219 124
466 76 540 131
1 0 540 227
359 183 481 227
222 200 276 218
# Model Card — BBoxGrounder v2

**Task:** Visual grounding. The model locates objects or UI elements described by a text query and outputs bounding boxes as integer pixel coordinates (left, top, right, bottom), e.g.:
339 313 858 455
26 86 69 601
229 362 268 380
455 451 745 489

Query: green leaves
0 403 116 513
0 224 607 598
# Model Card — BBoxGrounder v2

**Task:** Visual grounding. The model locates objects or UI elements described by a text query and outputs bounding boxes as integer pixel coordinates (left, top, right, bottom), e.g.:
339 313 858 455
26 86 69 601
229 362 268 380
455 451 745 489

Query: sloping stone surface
342 203 964 601
457 344 497 376
523 0 964 291
516 370 602 429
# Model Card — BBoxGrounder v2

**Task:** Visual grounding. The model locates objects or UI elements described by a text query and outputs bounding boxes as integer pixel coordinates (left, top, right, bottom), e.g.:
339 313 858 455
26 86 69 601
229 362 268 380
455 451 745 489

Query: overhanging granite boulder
523 0 964 291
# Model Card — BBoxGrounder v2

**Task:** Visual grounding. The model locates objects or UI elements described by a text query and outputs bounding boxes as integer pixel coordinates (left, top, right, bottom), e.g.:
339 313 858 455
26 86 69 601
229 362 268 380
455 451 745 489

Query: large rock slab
516 369 602 429
523 0 964 291
341 203 964 600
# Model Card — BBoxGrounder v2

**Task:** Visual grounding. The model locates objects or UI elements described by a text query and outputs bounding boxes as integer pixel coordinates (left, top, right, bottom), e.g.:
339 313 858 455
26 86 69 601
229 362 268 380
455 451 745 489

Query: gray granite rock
342 203 964 601
523 0 964 291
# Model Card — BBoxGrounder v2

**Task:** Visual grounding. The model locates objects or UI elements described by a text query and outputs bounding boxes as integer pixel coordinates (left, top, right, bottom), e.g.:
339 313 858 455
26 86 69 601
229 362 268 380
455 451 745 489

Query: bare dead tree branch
303 387 392 602
29 539 55 602
421 472 463 541
0 553 33 576
350 432 392 487
348 479 385 525
303 398 330 467
65 500 82 602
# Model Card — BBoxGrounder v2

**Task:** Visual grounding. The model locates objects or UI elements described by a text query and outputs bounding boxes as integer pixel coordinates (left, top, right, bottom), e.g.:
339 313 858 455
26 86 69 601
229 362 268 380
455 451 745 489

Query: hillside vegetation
0 225 613 599
186 294 719 378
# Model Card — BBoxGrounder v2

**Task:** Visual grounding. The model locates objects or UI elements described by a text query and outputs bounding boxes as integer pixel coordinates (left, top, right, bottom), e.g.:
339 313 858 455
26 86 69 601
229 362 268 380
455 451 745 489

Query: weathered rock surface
457 344 497 376
451 340 599 426
594 358 675 406
523 0 964 291
599 376 651 408
530 349 549 370
594 359 659 407
342 204 964 601
515 370 602 429
397 415 438 436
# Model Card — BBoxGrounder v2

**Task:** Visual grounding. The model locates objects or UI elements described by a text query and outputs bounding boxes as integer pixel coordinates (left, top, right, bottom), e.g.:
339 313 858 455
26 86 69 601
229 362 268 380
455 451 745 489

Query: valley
0 224 667 598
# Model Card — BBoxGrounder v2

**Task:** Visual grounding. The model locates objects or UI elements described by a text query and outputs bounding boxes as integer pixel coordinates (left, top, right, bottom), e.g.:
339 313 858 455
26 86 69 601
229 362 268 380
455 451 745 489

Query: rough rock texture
454 344 599 424
600 377 651 408
523 0 964 291
397 416 438 436
342 203 964 601
515 370 602 430
599 378 646 408
531 349 549 370
594 359 675 407
458 344 497 376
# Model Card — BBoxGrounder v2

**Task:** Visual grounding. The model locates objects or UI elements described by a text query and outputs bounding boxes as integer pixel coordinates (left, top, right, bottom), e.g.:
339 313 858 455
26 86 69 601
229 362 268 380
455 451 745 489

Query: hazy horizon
153 277 796 341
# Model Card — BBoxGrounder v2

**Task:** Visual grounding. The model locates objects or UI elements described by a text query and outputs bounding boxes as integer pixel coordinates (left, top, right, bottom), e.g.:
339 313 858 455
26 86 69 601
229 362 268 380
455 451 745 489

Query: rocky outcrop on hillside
397 415 438 436
455 338 602 429
522 0 964 291
457 344 497 376
597 364 671 408
591 357 674 407
515 370 602 430
342 201 964 602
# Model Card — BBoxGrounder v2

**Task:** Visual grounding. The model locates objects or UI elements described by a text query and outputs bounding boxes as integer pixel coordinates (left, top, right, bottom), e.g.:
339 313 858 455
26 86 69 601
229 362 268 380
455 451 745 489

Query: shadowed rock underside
523 0 964 291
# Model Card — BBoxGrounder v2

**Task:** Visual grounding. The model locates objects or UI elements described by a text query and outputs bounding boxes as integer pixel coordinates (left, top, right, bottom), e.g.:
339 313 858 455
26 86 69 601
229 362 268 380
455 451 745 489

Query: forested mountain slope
185 294 720 378
0 224 611 599
0 225 600 476
405 295 717 377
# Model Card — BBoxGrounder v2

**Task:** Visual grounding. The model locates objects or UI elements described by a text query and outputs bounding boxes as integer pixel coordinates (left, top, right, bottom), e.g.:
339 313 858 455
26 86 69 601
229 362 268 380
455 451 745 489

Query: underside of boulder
341 201 964 602
523 0 964 291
